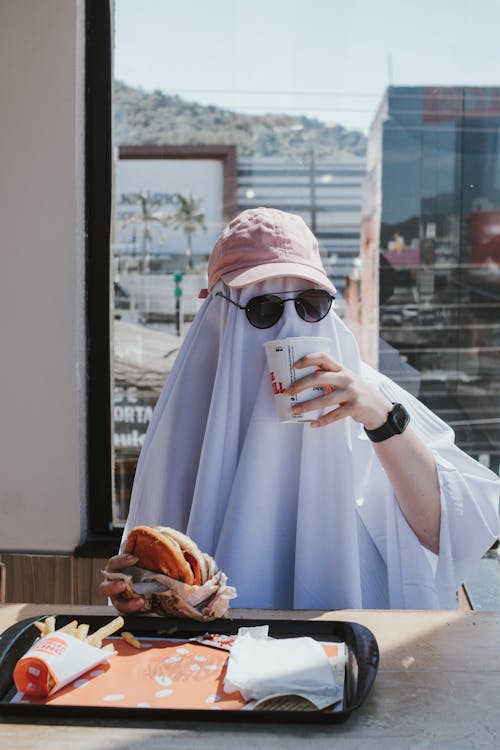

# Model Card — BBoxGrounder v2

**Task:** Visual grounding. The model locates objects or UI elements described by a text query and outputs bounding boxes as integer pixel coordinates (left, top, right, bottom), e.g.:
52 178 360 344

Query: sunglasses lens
295 290 332 322
246 295 283 329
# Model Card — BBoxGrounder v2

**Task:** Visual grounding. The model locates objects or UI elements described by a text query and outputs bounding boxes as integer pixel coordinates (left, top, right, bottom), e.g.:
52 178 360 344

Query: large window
112 144 237 524
85 2 500 585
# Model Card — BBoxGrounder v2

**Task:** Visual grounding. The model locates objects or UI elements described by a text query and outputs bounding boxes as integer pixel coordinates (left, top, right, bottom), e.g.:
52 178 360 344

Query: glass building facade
237 157 365 299
362 86 500 472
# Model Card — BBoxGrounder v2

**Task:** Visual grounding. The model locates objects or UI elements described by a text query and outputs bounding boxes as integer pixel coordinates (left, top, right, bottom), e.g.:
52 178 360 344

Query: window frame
78 6 239 556
76 0 117 556
119 145 238 221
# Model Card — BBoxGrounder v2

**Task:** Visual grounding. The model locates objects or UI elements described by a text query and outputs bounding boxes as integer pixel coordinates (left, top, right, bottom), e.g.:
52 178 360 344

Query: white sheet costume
123 278 499 610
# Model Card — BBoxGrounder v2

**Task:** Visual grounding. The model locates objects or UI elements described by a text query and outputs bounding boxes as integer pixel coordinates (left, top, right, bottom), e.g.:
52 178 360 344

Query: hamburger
123 525 213 586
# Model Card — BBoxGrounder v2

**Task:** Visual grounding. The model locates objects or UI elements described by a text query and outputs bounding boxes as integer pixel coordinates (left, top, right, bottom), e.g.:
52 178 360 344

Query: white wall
0 0 86 551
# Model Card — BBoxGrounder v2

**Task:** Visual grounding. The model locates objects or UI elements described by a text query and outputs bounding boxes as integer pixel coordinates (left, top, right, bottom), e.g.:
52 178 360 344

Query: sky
114 0 500 133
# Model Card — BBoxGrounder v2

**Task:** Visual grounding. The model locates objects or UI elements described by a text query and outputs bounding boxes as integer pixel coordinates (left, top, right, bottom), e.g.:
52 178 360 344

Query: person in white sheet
101 207 499 611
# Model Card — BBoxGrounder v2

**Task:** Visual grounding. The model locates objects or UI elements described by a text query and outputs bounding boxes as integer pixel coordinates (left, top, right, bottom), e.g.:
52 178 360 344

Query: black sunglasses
215 289 334 329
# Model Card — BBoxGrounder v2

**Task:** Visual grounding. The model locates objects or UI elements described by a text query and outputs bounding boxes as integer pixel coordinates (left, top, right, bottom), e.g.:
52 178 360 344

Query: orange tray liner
15 637 342 711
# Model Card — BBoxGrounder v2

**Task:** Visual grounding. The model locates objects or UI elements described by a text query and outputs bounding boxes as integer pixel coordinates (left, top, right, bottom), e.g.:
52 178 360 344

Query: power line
163 88 384 98
209 105 379 113
155 87 500 101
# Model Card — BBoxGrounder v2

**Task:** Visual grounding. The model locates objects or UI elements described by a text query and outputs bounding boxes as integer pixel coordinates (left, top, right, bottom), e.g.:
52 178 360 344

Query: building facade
361 86 500 470
237 156 365 301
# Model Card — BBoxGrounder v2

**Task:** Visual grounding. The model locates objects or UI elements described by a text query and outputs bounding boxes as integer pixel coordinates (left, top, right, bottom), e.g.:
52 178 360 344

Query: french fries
36 615 56 635
76 623 90 640
32 615 125 651
121 631 142 649
86 616 124 649
59 619 79 634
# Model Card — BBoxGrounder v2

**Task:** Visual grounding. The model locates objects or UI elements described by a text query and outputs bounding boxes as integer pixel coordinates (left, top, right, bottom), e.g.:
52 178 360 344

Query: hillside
114 81 367 160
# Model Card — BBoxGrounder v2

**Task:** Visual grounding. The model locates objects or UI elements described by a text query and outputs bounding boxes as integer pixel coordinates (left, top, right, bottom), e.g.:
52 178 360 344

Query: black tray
0 613 379 725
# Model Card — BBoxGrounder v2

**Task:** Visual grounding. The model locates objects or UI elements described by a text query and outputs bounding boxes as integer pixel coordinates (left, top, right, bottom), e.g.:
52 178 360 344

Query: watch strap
364 402 410 443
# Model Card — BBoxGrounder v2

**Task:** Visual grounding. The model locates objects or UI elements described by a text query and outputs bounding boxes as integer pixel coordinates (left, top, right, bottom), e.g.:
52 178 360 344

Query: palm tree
166 193 206 271
121 191 166 271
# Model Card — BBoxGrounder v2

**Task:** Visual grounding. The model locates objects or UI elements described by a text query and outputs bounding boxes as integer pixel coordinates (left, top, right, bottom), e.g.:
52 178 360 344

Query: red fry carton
13 631 112 697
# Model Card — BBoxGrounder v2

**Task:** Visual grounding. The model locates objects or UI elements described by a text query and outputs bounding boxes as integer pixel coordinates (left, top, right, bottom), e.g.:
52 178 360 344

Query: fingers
100 579 128 599
293 352 343 372
285 356 350 423
310 405 349 428
110 596 146 615
99 580 145 613
104 553 138 573
291 394 347 422
287 353 350 398
286 351 394 429
101 553 144 613
286 364 353 400
289 394 349 428
286 372 340 397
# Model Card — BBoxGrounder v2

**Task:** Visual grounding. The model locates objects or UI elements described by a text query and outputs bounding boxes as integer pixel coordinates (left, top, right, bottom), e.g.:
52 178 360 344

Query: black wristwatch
364 402 410 442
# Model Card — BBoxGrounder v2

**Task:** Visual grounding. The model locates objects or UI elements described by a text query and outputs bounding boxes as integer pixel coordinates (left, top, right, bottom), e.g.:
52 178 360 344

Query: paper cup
264 337 332 422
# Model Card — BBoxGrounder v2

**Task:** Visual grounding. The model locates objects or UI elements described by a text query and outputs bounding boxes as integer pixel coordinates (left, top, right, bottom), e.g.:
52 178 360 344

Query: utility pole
310 135 317 234
174 272 183 337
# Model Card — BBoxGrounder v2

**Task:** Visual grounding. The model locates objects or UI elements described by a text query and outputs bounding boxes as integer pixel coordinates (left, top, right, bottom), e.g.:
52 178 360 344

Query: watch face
390 404 410 433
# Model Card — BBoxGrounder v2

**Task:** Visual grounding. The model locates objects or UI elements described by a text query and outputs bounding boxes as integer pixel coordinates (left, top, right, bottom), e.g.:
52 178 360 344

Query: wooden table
0 604 499 749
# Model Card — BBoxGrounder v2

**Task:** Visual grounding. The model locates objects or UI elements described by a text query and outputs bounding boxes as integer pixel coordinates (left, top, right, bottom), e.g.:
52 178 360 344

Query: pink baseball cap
200 207 336 297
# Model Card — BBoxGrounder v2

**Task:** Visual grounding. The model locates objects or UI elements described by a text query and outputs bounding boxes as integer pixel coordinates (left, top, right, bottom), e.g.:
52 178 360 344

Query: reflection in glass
364 86 500 474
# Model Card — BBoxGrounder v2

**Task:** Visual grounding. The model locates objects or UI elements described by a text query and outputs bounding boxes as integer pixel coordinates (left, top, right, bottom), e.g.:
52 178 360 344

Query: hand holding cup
264 336 333 423
286 352 392 429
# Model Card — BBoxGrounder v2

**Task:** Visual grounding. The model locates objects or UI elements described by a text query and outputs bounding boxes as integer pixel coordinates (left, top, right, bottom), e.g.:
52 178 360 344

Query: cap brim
220 262 336 294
